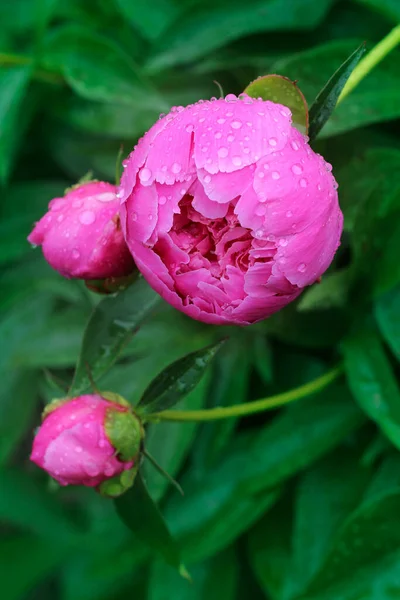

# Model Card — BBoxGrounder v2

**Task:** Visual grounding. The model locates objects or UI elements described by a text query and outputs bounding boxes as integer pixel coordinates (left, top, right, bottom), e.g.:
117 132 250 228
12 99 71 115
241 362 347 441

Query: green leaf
308 43 366 141
354 0 400 23
248 494 293 600
115 0 180 40
115 471 187 575
0 65 32 184
289 448 372 598
297 269 351 312
375 285 400 360
43 26 166 109
149 547 238 600
273 40 400 138
301 491 400 599
70 277 160 395
0 535 70 600
343 327 400 450
0 370 39 465
147 0 335 71
137 340 224 415
143 375 209 502
243 75 308 134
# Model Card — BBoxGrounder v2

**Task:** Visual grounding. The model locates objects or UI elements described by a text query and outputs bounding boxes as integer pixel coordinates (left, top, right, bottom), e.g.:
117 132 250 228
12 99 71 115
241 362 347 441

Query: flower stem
338 24 400 104
150 363 343 423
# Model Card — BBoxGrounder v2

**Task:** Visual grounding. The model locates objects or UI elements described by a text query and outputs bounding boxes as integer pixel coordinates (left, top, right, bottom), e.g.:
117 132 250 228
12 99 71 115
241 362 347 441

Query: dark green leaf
375 285 400 360
43 26 166 109
273 40 400 138
149 547 238 600
297 269 351 312
115 0 180 40
343 328 400 450
70 277 160 395
0 65 32 184
308 43 366 141
115 471 187 575
137 340 224 415
302 491 400 599
244 75 308 134
147 0 335 71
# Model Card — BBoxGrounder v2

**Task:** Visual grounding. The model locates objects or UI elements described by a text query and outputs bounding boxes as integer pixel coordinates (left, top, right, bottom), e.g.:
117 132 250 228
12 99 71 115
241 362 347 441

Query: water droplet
218 147 228 158
85 461 100 477
231 120 242 129
227 134 235 143
325 162 333 172
292 164 303 175
279 238 288 247
286 210 293 218
271 171 280 180
215 131 222 139
75 446 82 453
201 146 208 152
148 214 153 221
317 184 322 191
198 117 205 123
267 234 275 242
79 210 96 225
122 159 128 168
226 111 234 117
70 414 76 420
269 137 277 146
98 439 106 448
255 228 264 239
72 249 80 259
300 178 308 188
232 156 242 167
104 462 115 477
51 199 66 211
257 171 264 179
291 141 299 151
204 175 212 184
97 192 116 202
255 204 267 216
161 165 168 172
263 163 270 170
132 212 138 221
217 118 226 125
225 94 237 102
280 108 290 117
159 195 167 205
72 199 83 209
116 188 125 198
57 214 64 222
185 124 194 133
298 263 306 272
139 167 152 183
171 162 182 174
243 147 250 154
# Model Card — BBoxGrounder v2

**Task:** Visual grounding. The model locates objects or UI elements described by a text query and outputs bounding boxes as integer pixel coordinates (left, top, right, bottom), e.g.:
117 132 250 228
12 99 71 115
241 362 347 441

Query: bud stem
338 25 400 104
149 363 343 423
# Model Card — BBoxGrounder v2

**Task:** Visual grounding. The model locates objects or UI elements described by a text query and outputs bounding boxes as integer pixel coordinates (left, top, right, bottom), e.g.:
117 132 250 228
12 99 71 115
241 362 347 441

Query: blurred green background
2 0 400 598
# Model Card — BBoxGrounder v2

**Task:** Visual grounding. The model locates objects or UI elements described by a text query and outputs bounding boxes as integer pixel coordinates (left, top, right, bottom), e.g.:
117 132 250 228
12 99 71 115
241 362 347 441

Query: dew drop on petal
215 131 222 139
116 188 125 198
79 210 96 225
232 156 242 167
75 446 83 453
269 137 277 147
227 135 235 143
231 120 242 129
139 167 152 183
72 200 83 209
300 178 308 188
218 147 229 158
257 171 264 178
217 118 226 125
255 204 267 216
298 263 306 272
291 164 303 175
267 234 275 242
279 238 288 247
286 210 293 218
255 228 264 239
132 212 138 221
72 249 80 259
271 171 280 180
57 214 64 222
171 162 182 174
291 141 299 151
225 94 237 102
85 461 100 477
204 175 212 184
159 195 167 205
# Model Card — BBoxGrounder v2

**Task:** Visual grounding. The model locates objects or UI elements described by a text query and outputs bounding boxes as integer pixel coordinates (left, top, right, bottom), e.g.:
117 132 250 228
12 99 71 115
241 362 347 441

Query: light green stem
150 364 343 422
338 24 400 104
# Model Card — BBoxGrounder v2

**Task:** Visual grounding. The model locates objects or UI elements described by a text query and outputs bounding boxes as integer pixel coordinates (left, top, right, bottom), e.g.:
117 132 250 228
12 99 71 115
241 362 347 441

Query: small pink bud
30 394 142 493
28 181 135 280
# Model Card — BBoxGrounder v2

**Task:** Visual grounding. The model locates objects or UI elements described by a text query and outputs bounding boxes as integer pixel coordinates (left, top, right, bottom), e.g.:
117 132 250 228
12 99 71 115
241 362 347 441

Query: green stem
338 24 400 104
150 363 343 423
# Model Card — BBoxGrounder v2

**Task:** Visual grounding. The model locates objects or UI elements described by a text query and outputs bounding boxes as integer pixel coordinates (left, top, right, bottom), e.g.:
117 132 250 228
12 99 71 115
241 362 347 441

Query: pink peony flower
28 181 135 280
119 95 343 325
30 394 139 489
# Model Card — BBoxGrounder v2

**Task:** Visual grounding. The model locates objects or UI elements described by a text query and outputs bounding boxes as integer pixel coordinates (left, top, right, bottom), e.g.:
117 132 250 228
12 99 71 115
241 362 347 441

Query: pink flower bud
120 95 343 325
28 181 135 280
30 394 142 491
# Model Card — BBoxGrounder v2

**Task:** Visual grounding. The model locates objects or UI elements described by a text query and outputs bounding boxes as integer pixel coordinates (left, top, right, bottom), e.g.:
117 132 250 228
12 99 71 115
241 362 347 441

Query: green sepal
41 397 70 420
98 463 139 498
104 406 144 462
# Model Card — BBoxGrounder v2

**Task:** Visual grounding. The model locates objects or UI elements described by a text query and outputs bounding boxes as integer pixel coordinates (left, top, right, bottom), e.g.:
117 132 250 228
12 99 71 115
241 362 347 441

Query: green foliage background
1 0 400 598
